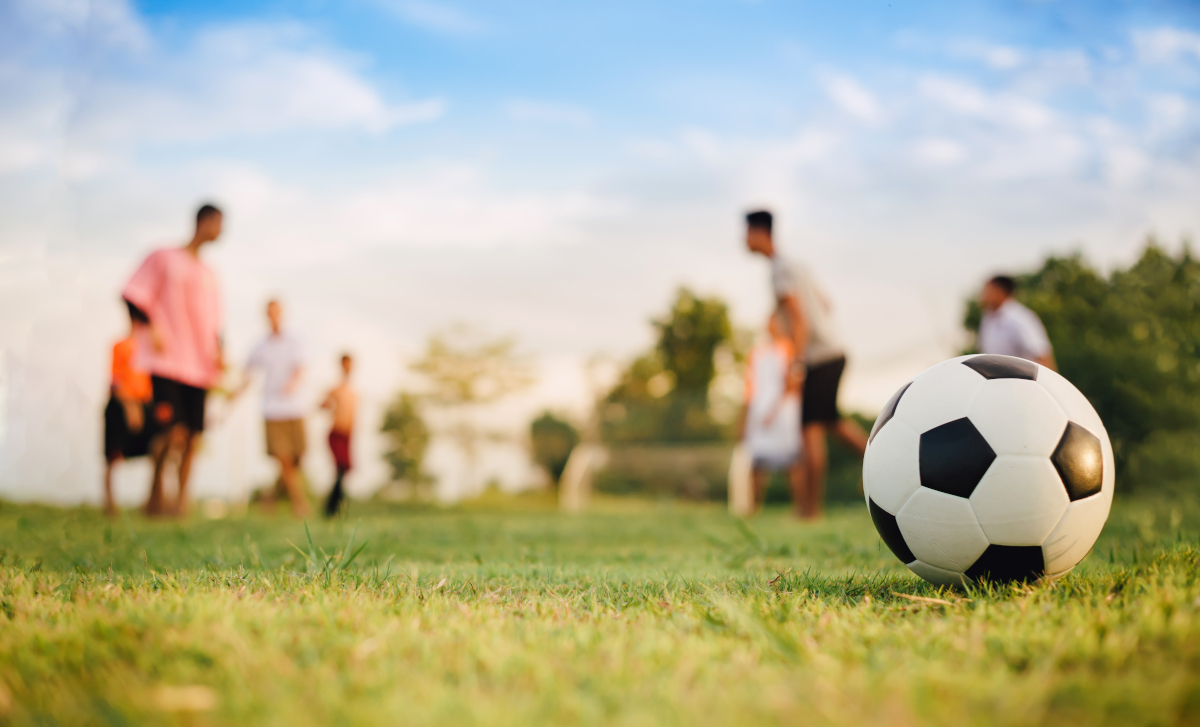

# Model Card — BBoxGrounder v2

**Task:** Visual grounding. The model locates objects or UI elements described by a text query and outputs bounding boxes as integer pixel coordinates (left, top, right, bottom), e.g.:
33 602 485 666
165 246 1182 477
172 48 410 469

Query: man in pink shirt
122 204 225 516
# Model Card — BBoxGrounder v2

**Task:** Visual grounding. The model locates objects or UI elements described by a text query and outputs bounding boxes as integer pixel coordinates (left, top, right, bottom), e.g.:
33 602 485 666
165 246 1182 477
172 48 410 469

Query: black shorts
104 396 154 462
151 375 208 433
802 356 846 426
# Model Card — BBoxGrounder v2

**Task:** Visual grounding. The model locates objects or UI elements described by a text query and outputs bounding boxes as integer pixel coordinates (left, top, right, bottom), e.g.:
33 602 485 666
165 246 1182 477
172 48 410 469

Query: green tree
964 241 1200 491
530 411 580 486
380 393 431 486
602 288 733 443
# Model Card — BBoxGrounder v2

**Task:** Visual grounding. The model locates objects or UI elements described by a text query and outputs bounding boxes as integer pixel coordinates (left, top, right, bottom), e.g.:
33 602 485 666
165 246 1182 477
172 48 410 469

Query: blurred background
1 0 1198 508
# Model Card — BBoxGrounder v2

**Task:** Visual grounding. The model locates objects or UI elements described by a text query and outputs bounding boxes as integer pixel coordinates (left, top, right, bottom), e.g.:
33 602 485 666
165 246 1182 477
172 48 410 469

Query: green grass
2 493 1200 726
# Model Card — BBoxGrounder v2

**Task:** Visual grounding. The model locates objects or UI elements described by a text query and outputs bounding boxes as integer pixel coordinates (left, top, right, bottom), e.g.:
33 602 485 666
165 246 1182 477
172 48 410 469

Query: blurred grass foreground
3 493 1200 726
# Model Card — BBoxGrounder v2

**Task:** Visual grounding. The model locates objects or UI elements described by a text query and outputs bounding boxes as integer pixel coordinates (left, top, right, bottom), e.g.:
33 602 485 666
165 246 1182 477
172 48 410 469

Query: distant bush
965 241 1200 493
601 288 735 443
380 393 431 486
529 412 579 487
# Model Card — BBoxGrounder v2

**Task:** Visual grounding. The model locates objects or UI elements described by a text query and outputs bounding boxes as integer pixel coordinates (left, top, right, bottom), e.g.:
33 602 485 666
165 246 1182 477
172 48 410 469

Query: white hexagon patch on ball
863 354 1114 586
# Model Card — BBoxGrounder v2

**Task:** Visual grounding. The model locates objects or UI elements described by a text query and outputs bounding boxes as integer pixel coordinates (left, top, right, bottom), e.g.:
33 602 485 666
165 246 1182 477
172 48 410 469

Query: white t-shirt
246 332 306 421
978 299 1052 361
770 255 844 365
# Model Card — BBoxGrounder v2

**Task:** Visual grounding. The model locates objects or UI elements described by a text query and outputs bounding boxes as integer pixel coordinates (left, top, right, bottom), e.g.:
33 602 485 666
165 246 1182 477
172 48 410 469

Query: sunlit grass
1 495 1199 726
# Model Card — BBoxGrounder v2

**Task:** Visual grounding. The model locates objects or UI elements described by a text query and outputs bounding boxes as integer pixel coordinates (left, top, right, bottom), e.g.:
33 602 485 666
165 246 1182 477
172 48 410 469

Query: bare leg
277 456 310 518
801 423 828 520
832 418 868 457
145 432 173 516
751 468 768 513
788 459 806 518
103 460 118 517
172 431 199 517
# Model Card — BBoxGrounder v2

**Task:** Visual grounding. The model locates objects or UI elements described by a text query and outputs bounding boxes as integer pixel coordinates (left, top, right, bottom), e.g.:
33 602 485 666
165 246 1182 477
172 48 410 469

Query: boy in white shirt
978 275 1056 369
233 300 310 517
738 310 804 513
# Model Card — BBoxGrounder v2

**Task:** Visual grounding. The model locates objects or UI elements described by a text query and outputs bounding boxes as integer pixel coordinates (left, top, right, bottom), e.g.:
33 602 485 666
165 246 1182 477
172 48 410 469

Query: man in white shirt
978 275 1056 369
745 210 868 520
234 299 310 517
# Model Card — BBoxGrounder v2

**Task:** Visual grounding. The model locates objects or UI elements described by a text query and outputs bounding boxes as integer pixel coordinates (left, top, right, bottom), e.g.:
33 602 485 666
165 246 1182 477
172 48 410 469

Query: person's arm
227 348 259 401
1019 310 1057 371
122 254 166 352
320 388 336 411
780 293 809 382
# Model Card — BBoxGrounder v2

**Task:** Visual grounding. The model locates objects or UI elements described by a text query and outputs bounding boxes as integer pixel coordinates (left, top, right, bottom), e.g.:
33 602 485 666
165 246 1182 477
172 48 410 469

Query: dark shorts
803 356 846 426
151 375 208 433
104 396 154 462
329 430 352 472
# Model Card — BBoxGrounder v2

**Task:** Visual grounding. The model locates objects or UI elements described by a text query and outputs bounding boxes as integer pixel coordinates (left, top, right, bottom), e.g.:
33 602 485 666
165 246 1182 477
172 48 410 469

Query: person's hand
150 326 166 353
788 360 806 390
123 401 144 433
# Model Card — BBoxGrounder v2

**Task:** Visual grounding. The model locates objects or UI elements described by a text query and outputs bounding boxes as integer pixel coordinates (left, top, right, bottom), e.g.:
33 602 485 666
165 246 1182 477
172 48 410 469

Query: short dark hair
340 353 353 362
196 203 222 225
746 210 773 233
988 275 1016 296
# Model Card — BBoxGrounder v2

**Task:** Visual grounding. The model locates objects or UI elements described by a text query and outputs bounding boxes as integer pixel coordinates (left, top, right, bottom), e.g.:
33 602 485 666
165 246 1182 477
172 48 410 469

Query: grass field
2 493 1200 726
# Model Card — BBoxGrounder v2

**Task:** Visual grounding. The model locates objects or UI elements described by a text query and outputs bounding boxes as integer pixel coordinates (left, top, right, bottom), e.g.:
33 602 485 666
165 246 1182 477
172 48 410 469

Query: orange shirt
112 336 152 403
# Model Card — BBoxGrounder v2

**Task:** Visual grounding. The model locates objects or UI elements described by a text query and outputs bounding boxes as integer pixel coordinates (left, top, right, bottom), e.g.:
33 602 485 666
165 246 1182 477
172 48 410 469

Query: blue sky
2 0 1200 500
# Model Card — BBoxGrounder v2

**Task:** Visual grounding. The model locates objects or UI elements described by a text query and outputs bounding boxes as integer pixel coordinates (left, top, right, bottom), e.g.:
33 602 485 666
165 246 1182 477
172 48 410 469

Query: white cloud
912 138 967 166
0 17 445 180
1147 93 1189 135
1134 26 1200 64
372 0 486 36
918 75 1054 130
919 76 989 115
72 23 444 146
506 100 592 128
820 73 881 122
10 0 149 52
1105 146 1150 188
951 40 1026 70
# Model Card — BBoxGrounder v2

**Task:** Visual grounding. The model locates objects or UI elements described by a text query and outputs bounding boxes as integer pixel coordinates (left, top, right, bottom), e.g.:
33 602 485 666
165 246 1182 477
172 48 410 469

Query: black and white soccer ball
864 354 1113 586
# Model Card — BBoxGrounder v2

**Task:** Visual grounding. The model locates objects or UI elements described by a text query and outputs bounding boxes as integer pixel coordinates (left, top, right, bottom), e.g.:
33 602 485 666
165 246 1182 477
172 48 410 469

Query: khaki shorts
265 419 306 462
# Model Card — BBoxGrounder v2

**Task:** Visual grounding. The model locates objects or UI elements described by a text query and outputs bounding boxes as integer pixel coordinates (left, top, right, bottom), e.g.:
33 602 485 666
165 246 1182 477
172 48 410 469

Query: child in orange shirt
103 302 154 516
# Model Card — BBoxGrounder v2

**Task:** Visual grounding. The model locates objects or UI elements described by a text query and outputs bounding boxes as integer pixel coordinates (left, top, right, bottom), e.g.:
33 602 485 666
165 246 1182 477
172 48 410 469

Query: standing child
738 309 804 514
102 302 155 517
232 300 310 518
322 354 358 517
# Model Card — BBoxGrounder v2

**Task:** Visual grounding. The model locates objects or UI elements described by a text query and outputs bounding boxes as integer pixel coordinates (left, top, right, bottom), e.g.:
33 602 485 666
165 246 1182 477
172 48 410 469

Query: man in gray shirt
978 275 1056 368
745 210 867 519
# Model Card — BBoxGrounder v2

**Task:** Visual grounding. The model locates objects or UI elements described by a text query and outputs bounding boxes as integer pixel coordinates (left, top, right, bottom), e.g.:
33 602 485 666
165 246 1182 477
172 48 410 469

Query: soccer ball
864 354 1114 586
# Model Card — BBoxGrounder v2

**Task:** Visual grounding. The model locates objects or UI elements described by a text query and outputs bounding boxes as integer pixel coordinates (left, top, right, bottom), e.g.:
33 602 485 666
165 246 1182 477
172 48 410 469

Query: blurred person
738 309 803 513
122 203 225 517
979 275 1056 369
232 300 310 518
321 353 358 518
745 210 867 520
102 302 155 517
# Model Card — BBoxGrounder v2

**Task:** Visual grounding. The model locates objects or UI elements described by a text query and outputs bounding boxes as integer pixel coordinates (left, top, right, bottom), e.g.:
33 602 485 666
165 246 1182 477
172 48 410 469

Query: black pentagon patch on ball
1052 422 1104 501
868 498 915 565
962 354 1039 381
868 381 912 446
965 545 1045 584
918 418 996 498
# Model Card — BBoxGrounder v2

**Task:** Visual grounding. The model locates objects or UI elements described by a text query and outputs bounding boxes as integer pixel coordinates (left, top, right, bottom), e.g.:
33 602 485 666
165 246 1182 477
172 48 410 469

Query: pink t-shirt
122 247 222 389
